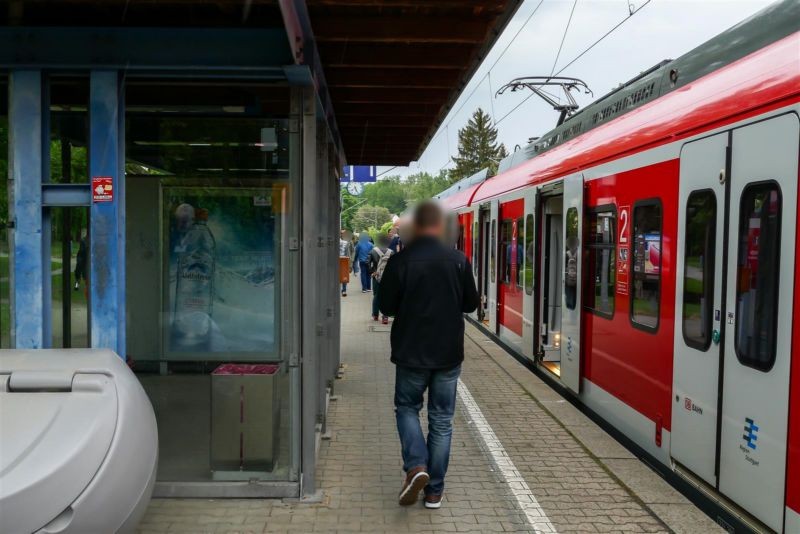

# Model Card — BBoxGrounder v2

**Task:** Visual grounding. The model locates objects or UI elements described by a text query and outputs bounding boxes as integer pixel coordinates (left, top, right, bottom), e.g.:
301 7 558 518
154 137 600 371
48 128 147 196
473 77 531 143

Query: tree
339 188 363 231
405 172 452 203
350 204 391 235
362 176 407 215
450 108 507 182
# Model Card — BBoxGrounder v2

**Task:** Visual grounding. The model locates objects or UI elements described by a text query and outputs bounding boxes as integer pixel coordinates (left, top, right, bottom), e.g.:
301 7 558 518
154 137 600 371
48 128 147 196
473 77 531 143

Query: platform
138 274 721 533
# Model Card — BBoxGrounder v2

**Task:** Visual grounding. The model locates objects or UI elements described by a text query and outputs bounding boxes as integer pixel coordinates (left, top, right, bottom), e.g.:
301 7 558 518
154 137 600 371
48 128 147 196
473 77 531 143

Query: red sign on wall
92 176 113 203
616 205 630 296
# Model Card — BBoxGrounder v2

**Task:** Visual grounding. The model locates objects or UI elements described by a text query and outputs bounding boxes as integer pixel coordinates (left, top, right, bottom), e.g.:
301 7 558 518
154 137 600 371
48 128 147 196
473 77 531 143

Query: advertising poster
164 186 279 357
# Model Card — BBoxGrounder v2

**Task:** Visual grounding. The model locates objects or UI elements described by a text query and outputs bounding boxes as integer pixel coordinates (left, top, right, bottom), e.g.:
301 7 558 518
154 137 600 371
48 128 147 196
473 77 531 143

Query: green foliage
450 108 507 182
340 189 362 231
350 204 392 235
362 176 406 214
405 172 453 203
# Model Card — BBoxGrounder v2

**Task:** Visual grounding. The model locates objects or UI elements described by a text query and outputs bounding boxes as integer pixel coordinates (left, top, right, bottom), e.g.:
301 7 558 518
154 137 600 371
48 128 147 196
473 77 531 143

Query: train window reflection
500 220 512 285
564 208 578 309
586 207 615 317
473 221 479 275
515 217 524 289
735 182 781 372
490 219 496 283
524 214 534 295
631 200 662 331
682 191 716 350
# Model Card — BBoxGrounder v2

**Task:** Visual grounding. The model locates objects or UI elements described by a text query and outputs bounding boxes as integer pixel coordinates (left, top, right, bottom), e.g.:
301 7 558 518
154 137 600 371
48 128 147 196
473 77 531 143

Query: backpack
374 249 393 282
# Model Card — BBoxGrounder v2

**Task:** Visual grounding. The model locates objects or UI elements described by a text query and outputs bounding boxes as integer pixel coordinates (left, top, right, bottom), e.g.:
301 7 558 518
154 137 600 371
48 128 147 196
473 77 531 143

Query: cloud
379 0 773 180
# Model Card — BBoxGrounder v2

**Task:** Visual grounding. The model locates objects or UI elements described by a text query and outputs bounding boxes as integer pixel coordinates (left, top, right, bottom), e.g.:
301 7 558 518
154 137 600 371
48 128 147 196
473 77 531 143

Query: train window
586 207 616 317
735 182 781 372
682 191 716 350
490 219 496 283
473 221 478 275
524 214 534 295
564 207 578 309
515 217 524 289
499 219 512 284
631 200 662 331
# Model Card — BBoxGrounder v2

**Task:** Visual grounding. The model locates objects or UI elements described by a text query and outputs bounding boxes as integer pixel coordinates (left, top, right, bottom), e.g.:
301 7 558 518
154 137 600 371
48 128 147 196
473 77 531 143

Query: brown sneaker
398 467 429 506
423 493 443 509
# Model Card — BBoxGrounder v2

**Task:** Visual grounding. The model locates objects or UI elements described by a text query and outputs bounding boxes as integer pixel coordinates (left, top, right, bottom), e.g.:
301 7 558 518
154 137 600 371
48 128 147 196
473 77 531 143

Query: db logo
684 397 692 411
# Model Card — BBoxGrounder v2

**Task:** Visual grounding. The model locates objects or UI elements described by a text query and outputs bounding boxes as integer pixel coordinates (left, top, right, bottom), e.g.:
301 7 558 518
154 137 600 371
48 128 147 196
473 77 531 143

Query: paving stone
139 286 712 533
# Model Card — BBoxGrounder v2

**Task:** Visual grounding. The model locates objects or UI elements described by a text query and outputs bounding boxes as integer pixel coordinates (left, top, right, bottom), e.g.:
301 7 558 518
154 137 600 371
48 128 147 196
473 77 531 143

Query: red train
438 2 800 531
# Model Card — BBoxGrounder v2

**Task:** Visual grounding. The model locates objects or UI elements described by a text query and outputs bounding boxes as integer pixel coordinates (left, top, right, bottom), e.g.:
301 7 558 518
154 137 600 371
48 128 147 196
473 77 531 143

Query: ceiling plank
314 16 490 43
326 67 462 89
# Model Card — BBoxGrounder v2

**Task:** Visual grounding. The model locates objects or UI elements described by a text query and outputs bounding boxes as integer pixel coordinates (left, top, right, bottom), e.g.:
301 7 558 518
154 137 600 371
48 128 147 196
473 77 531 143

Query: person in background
368 234 391 323
378 201 479 510
339 229 354 297
350 233 360 275
354 231 373 292
74 233 88 291
388 219 403 253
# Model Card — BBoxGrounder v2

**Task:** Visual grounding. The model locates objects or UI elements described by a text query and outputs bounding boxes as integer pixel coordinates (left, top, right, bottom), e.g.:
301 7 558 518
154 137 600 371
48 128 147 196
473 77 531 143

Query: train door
672 114 798 532
497 199 524 344
719 114 797 532
488 200 499 333
477 205 490 323
520 188 537 360
537 189 563 375
671 132 726 487
560 174 583 393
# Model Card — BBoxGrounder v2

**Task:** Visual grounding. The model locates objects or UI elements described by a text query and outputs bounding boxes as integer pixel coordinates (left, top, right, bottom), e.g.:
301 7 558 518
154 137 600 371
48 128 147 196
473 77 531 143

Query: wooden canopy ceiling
2 0 522 165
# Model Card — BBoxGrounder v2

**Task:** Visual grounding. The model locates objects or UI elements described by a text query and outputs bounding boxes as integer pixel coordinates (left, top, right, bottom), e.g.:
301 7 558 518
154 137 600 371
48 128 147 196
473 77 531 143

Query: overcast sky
376 0 774 180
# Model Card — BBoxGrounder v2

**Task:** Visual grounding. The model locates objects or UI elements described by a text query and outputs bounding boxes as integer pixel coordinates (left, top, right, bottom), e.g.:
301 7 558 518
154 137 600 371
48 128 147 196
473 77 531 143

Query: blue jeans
341 282 347 294
372 278 380 316
359 261 371 291
394 364 461 496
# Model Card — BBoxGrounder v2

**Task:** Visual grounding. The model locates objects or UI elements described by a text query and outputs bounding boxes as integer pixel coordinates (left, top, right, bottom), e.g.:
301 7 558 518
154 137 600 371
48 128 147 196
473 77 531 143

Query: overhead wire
550 0 579 78
425 0 547 149
495 0 653 127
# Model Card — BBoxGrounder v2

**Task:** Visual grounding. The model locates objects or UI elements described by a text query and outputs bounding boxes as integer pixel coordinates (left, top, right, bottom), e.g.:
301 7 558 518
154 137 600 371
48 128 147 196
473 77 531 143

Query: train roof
466 0 800 206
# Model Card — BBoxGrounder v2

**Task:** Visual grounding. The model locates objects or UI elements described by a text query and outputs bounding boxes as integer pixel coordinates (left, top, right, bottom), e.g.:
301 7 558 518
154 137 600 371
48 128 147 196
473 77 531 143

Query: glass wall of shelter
124 82 299 492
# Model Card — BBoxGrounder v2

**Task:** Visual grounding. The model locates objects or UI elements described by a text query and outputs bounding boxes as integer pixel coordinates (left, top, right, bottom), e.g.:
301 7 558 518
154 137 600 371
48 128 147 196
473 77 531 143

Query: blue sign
342 165 377 183
743 418 758 450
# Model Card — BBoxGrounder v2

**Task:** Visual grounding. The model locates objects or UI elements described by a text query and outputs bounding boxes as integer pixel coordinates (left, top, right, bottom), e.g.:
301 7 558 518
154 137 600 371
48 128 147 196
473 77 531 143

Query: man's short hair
413 200 444 230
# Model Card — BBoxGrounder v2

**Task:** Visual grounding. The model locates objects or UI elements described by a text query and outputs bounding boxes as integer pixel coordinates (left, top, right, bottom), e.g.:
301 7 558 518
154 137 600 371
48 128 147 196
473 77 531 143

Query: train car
439 2 800 531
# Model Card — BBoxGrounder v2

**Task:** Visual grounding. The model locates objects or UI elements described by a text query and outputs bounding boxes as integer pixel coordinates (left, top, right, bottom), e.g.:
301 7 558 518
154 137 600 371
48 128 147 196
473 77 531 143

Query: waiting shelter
0 0 520 498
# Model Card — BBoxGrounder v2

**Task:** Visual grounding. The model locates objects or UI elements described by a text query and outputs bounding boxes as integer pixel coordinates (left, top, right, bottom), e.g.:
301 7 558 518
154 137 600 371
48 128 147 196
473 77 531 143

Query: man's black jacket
378 235 480 370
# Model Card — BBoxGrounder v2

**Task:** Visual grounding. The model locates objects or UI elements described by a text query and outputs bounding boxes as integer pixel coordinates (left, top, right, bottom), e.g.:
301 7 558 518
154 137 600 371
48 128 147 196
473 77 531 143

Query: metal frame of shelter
1 4 343 498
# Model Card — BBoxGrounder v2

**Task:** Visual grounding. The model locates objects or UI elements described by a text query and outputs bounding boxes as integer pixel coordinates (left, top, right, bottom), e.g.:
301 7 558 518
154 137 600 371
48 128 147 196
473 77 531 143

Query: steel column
9 70 45 348
300 86 320 496
89 70 125 357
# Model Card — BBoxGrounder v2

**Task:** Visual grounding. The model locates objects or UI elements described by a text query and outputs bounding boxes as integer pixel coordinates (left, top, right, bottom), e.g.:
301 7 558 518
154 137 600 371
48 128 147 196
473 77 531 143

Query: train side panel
786 121 800 531
581 159 679 453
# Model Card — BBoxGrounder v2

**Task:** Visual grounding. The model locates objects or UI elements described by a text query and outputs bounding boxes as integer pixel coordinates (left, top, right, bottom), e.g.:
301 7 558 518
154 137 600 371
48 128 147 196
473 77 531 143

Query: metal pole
9 70 45 349
61 139 72 347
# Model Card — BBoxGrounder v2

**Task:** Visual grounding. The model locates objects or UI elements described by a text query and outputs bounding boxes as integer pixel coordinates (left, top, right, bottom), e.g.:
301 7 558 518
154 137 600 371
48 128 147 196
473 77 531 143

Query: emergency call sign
92 176 114 203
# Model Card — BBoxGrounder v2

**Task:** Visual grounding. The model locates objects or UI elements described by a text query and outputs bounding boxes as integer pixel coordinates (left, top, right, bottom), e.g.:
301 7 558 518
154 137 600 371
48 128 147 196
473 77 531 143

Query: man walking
378 201 479 509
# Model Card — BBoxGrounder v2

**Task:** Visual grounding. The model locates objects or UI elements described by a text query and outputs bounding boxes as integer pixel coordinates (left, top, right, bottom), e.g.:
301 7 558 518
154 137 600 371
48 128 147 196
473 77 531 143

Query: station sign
341 165 377 183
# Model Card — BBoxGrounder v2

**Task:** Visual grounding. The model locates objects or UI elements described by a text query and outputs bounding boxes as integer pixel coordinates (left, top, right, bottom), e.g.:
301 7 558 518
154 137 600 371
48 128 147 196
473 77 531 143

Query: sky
375 0 775 180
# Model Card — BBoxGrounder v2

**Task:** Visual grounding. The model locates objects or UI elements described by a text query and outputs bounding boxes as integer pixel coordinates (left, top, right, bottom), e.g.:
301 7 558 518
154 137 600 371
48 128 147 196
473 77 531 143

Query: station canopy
3 0 522 166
